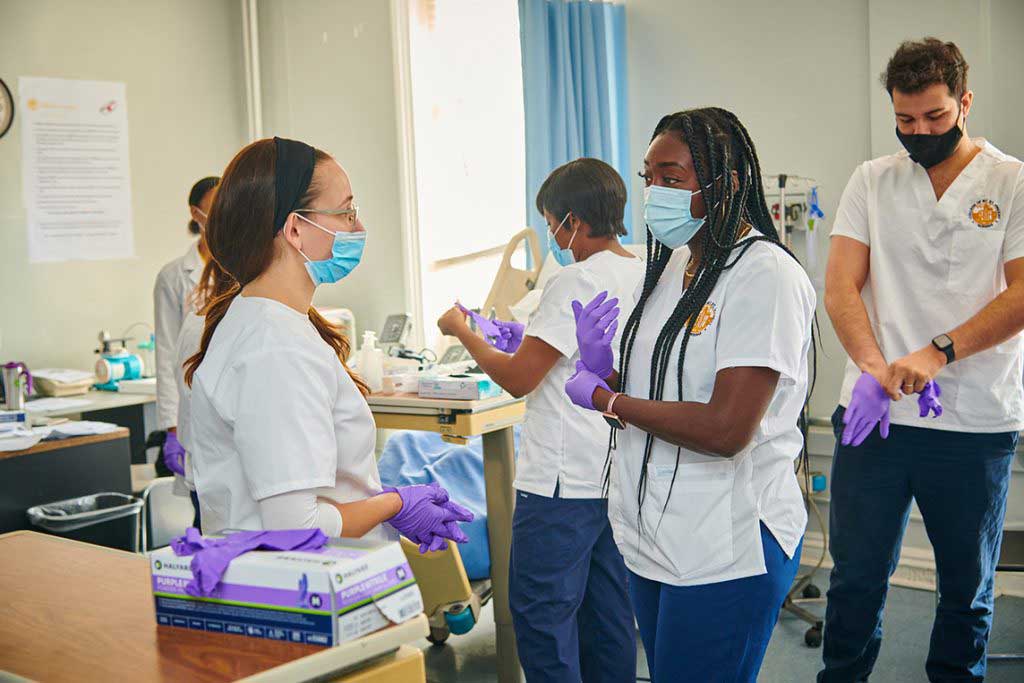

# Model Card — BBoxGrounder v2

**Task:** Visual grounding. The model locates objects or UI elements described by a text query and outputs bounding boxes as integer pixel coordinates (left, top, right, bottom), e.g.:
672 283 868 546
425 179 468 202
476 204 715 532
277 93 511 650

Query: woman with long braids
564 108 816 681
184 137 472 551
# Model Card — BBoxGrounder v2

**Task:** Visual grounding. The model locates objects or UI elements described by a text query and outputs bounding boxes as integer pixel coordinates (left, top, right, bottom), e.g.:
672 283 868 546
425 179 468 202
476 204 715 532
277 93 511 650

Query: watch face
602 413 625 430
934 334 953 349
0 78 13 139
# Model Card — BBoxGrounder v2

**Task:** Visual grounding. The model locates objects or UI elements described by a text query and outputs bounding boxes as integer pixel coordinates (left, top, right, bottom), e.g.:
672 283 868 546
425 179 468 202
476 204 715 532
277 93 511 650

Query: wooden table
367 392 525 683
27 390 157 462
0 429 134 549
0 531 428 682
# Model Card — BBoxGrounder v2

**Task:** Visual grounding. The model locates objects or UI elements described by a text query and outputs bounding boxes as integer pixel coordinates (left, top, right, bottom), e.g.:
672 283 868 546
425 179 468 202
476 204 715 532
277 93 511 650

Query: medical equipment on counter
1 361 32 410
136 334 156 378
94 331 144 392
418 374 502 401
380 313 412 348
358 331 385 393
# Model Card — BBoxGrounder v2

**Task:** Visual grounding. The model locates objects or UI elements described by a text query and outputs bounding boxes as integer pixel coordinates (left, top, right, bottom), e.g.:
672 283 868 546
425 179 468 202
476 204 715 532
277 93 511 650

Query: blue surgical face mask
643 184 705 249
294 213 366 285
547 213 577 267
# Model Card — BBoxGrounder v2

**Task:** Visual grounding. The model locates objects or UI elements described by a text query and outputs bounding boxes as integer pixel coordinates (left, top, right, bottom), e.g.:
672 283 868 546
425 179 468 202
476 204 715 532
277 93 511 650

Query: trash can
27 493 143 551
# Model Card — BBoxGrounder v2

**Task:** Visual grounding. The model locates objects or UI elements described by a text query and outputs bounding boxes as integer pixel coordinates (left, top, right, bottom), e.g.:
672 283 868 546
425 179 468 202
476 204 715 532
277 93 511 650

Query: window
396 0 527 349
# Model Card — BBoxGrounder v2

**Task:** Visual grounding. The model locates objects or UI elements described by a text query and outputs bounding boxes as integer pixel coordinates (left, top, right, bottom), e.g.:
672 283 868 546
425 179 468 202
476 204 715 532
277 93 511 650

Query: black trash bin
27 493 143 551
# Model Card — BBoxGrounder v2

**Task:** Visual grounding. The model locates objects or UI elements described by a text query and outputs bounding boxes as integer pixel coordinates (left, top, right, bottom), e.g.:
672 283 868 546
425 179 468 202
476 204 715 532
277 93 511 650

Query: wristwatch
931 334 955 364
602 393 627 430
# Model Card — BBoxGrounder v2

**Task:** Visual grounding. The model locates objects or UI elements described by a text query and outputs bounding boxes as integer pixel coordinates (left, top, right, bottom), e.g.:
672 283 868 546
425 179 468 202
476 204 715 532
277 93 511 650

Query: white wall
257 0 408 342
0 0 248 370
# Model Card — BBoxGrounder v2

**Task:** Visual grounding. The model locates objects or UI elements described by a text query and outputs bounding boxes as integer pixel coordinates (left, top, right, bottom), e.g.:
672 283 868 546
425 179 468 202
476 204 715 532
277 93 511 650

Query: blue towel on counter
378 427 521 580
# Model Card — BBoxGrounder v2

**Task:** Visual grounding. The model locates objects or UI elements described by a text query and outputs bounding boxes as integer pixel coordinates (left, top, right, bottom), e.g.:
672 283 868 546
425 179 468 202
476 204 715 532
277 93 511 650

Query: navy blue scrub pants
628 522 801 682
509 488 636 683
819 407 1016 683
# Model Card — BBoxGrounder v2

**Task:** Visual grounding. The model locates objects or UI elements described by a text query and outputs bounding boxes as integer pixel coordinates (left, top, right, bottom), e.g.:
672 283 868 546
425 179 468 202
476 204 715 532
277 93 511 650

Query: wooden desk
366 392 524 683
0 430 134 550
0 531 428 682
27 390 156 462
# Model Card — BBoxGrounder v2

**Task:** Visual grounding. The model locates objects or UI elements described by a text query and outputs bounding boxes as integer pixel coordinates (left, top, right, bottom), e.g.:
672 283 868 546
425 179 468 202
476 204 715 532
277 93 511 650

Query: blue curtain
519 0 632 252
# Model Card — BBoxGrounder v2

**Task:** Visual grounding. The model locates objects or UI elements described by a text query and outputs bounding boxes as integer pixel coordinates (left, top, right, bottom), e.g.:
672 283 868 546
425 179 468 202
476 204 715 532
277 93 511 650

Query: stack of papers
24 397 92 413
0 421 121 452
0 426 44 452
32 369 95 384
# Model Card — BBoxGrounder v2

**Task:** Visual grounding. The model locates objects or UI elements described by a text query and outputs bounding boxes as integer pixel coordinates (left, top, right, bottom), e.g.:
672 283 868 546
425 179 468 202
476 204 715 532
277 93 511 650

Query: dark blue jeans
509 488 636 683
819 407 1016 683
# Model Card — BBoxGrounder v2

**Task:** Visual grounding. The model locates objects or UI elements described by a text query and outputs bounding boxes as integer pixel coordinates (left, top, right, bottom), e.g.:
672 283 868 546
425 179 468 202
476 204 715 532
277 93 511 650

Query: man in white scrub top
821 39 1024 683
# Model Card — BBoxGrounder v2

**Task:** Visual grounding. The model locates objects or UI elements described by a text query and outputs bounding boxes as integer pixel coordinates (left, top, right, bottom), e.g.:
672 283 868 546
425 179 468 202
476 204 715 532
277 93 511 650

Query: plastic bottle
359 331 385 393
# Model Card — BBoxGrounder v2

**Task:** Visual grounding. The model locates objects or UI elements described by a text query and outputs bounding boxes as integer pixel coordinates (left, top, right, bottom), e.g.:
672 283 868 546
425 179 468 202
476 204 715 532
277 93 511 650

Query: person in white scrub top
174 259 237 531
184 137 471 550
563 108 815 683
153 176 218 520
437 158 644 683
821 39 1024 683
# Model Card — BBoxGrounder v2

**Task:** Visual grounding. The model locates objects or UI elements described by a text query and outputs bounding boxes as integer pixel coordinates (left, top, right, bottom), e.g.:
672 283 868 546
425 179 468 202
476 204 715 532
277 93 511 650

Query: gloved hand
456 303 523 353
383 483 474 553
572 292 619 379
491 319 525 353
841 372 891 447
565 361 612 411
918 380 943 418
171 527 328 597
163 431 186 477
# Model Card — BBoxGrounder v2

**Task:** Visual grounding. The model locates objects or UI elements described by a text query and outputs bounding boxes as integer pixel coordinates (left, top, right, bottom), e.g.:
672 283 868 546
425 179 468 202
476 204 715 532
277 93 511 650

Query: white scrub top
154 241 202 430
189 295 390 541
833 139 1024 432
516 250 645 498
610 240 815 586
172 310 203 495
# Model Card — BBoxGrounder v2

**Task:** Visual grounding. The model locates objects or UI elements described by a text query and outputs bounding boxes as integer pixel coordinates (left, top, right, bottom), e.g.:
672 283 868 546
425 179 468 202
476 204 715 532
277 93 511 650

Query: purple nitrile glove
572 292 620 379
918 380 943 418
565 361 612 411
170 527 328 597
492 319 525 353
457 303 524 352
842 372 892 447
383 483 474 553
163 431 186 476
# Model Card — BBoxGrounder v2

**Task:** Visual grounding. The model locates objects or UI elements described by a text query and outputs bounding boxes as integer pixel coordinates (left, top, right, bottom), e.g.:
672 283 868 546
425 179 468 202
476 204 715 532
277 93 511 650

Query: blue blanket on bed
377 427 521 580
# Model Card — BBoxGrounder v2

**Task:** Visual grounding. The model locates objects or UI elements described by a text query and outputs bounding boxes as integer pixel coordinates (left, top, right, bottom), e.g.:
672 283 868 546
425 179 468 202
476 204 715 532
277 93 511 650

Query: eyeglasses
295 206 359 228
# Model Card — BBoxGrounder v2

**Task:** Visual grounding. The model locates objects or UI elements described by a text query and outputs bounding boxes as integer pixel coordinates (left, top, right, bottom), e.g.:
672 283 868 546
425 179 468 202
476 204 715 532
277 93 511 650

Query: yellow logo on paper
27 98 38 111
970 199 1000 228
689 302 717 336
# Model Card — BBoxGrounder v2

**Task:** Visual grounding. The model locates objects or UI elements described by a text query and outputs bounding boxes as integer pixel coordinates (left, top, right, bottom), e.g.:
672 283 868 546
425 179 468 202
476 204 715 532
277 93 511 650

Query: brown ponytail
183 138 367 397
308 308 369 397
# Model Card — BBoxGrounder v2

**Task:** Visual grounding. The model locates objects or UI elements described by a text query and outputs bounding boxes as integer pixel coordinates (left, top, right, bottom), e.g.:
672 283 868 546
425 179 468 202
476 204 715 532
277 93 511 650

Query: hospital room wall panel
0 0 249 370
257 0 409 343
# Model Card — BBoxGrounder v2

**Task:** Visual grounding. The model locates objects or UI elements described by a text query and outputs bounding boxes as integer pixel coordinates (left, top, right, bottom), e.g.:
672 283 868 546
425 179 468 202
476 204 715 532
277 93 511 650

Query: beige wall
0 0 247 369
257 0 408 342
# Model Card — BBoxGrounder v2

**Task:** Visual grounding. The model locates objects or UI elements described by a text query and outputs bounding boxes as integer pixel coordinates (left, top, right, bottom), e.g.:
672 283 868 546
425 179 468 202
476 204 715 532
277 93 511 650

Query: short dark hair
882 38 968 100
187 176 220 235
535 158 626 238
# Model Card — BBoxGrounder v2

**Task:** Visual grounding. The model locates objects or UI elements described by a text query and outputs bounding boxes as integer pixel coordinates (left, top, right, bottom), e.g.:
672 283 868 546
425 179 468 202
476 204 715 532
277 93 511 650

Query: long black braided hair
612 107 811 536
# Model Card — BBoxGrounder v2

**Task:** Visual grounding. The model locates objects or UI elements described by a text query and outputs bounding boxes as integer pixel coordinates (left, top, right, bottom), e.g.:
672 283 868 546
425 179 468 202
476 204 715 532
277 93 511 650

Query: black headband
273 136 316 233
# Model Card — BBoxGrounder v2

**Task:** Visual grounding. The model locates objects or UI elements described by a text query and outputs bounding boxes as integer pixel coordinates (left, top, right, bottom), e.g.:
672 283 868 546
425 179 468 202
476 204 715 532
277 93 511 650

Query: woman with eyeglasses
183 137 472 551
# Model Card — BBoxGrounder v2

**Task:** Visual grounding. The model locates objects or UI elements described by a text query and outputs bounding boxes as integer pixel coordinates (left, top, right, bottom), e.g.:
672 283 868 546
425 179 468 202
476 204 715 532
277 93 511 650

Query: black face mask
896 105 964 169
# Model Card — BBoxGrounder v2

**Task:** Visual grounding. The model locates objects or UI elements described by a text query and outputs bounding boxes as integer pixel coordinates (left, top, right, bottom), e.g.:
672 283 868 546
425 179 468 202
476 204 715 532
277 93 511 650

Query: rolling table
366 392 525 683
27 390 157 462
0 531 429 682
